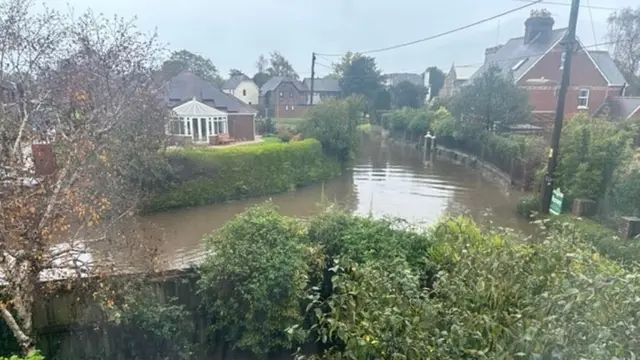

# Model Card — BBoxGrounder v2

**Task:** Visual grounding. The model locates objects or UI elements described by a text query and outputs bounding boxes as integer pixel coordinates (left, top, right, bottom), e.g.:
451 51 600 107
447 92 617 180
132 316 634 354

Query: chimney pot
524 9 554 45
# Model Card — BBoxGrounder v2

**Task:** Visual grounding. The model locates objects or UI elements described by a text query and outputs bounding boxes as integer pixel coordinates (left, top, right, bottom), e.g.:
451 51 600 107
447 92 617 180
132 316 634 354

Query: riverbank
144 139 341 213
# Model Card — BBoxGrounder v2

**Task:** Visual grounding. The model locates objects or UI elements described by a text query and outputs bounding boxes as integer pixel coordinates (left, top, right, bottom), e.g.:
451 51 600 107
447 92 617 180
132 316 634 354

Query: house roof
259 76 307 96
165 71 257 114
172 98 228 117
386 73 423 87
450 64 481 81
598 97 640 120
302 77 341 92
221 75 251 90
472 28 567 81
587 50 628 86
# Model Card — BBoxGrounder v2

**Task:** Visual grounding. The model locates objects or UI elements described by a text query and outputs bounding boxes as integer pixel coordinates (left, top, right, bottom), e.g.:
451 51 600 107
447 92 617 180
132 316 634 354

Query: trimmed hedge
144 139 341 212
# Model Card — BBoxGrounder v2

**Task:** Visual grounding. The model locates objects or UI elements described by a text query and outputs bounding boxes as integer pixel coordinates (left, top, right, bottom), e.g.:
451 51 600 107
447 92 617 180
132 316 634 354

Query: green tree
374 88 391 110
252 72 270 88
267 51 298 79
303 96 364 162
339 55 383 106
608 6 640 95
390 80 427 109
162 49 222 85
449 65 531 133
332 51 358 78
427 66 445 99
555 114 633 209
228 68 245 78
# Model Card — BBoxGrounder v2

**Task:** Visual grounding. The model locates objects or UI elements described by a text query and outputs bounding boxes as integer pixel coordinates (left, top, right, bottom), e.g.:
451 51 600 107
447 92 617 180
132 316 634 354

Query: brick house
472 10 628 127
259 77 310 118
164 71 258 144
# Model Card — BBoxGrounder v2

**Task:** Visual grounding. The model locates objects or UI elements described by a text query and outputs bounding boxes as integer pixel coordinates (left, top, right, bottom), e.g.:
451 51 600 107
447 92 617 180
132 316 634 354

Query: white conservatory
168 98 229 144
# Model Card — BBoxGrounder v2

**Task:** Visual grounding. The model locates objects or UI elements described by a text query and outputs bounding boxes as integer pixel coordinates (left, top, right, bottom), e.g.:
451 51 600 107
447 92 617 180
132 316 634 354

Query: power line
316 0 544 57
586 0 599 50
513 0 617 11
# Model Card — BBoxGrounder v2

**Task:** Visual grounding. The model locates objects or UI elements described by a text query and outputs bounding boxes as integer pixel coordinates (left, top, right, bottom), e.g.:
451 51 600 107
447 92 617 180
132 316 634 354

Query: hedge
144 139 341 212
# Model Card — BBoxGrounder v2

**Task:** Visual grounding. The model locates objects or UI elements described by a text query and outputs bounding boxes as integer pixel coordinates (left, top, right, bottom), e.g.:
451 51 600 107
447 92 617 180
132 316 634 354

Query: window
169 119 185 135
578 88 589 108
248 101 252 105
285 105 289 110
279 91 284 98
289 91 293 98
511 58 528 71
242 89 247 96
560 51 567 70
291 105 295 111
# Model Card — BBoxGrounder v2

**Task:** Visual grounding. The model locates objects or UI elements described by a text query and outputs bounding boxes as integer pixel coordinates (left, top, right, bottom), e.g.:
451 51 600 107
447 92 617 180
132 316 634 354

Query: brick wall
518 44 612 120
228 114 255 141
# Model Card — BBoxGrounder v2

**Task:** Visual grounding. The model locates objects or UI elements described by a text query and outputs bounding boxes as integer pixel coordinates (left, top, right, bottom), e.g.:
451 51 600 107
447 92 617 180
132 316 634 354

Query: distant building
259 77 308 118
595 97 640 122
221 75 259 106
440 63 481 98
302 77 342 104
384 73 424 88
472 9 628 127
163 71 258 144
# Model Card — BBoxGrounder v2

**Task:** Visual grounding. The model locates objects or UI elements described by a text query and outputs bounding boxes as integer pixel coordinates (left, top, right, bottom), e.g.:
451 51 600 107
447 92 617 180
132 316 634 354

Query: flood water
142 136 531 270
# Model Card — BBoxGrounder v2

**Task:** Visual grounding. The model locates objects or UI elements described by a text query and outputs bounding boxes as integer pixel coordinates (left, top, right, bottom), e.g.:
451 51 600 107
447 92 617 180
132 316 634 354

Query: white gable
172 98 227 117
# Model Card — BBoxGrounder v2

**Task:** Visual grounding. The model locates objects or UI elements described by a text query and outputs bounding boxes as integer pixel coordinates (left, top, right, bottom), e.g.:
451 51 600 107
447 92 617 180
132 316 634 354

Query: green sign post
549 188 564 215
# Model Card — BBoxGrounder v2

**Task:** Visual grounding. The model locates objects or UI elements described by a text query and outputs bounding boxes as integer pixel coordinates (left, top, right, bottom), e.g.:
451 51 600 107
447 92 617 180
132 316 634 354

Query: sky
46 0 638 78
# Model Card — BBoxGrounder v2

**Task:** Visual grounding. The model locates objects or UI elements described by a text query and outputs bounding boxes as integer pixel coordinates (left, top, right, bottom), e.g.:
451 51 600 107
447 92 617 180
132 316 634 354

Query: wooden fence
1 270 290 360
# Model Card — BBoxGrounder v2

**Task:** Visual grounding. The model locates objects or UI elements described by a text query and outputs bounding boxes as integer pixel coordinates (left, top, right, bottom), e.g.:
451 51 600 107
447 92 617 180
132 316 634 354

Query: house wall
231 80 259 106
265 81 307 118
227 113 255 141
440 72 457 98
518 44 612 121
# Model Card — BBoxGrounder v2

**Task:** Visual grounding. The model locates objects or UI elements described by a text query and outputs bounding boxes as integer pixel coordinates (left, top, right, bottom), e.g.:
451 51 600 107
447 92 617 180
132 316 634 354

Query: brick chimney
524 9 554 45
484 45 503 63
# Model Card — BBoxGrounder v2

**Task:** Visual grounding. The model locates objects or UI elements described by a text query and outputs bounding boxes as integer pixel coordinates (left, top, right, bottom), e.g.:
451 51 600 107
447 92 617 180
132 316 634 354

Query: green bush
197 205 312 355
516 195 540 219
144 139 341 212
543 214 640 265
0 351 44 360
303 96 363 163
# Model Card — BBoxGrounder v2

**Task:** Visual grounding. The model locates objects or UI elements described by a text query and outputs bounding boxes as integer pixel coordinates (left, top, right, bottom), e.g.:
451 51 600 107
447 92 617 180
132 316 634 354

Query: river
141 136 531 270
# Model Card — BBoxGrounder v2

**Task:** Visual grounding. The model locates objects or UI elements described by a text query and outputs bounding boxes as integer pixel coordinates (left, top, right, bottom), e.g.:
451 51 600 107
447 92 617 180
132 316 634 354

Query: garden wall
144 139 341 212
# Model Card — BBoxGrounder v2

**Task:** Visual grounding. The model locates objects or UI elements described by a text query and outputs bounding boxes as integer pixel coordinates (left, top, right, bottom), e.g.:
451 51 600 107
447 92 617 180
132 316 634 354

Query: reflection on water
142 137 530 270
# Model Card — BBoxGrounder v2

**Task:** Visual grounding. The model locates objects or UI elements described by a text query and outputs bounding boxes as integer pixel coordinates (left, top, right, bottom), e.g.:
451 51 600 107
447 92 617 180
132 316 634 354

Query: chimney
524 9 554 45
484 45 503 63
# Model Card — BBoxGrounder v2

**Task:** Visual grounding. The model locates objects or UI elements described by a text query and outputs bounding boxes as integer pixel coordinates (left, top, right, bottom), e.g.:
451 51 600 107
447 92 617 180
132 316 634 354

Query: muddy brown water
139 137 531 270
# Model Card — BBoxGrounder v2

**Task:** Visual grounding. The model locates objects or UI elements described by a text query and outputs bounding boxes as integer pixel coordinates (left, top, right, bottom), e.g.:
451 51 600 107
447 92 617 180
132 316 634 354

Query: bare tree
608 6 640 95
0 0 168 352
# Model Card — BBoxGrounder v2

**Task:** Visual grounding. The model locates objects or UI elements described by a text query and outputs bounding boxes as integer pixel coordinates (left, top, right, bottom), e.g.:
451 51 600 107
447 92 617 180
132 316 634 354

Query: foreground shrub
198 205 312 355
296 216 640 359
145 139 340 212
0 351 44 360
517 195 540 219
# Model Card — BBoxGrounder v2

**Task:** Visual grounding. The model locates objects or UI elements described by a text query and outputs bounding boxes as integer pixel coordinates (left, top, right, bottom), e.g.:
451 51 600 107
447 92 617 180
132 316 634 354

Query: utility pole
310 52 316 106
540 0 580 214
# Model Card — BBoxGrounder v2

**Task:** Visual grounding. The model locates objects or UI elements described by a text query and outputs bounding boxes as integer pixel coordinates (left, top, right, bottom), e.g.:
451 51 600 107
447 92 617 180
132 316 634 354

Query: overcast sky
47 0 637 78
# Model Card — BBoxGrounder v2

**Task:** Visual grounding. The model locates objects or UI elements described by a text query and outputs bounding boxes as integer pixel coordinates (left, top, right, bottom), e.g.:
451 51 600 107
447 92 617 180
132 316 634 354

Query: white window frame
291 105 295 111
577 88 589 109
285 105 289 111
279 91 284 98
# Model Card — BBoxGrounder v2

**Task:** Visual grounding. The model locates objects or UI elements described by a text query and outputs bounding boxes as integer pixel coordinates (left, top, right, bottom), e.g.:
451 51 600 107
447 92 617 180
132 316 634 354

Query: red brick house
473 10 628 127
259 77 310 118
164 71 257 144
